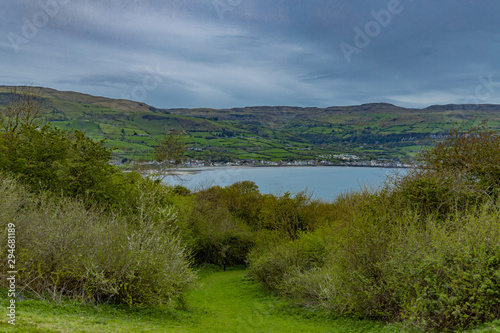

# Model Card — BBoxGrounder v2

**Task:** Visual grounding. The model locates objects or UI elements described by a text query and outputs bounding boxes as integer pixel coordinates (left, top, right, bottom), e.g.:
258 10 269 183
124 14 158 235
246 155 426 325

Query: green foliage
0 123 119 206
248 190 395 314
247 125 500 331
188 186 255 266
247 231 329 297
420 123 500 191
0 174 195 306
249 192 500 331
186 181 325 267
390 124 500 217
258 192 313 237
224 181 263 226
375 205 500 331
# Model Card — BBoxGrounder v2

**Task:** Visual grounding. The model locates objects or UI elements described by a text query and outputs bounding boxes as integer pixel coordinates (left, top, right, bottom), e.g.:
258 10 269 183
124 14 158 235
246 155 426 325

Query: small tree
135 129 187 179
154 130 187 166
1 86 46 133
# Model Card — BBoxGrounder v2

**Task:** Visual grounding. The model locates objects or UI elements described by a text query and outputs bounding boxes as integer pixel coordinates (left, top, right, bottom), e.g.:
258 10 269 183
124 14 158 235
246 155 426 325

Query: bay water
163 166 407 201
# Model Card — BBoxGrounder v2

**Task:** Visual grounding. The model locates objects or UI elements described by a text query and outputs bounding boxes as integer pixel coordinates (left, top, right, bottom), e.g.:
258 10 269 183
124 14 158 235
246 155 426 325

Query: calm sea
162 166 407 201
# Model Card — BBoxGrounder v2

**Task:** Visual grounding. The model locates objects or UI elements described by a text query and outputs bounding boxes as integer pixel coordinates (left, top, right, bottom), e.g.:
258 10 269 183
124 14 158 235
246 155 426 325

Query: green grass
0 268 409 332
7 268 495 332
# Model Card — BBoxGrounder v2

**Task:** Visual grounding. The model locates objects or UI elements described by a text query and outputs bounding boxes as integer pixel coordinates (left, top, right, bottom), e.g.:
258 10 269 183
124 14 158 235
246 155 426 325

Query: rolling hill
2 86 500 163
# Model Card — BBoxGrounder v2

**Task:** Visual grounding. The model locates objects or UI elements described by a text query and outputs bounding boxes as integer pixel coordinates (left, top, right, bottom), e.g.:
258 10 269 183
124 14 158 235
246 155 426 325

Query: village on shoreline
177 157 411 171
122 153 412 175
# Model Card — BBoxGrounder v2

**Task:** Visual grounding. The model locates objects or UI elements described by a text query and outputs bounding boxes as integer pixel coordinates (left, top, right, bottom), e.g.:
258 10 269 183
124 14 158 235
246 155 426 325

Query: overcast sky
1 0 500 109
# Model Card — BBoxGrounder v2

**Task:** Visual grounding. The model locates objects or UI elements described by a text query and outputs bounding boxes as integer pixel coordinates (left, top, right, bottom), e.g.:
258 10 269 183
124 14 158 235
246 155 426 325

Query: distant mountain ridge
1 86 500 162
3 85 500 115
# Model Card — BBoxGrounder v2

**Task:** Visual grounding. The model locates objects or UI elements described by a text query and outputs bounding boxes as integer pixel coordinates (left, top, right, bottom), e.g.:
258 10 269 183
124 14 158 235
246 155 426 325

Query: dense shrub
389 124 500 218
0 174 195 306
258 191 316 237
224 181 263 227
248 193 500 331
420 124 500 191
247 231 329 298
248 125 500 331
188 186 255 266
0 123 119 205
383 209 500 330
248 189 396 314
186 181 327 267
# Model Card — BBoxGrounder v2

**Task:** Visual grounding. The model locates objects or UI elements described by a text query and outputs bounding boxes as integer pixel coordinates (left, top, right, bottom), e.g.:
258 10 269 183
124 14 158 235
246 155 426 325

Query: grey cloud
1 0 500 109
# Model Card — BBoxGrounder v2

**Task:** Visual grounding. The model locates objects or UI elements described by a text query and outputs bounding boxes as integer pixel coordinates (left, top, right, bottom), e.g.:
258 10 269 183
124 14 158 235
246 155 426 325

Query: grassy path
185 269 328 332
179 268 393 333
0 269 396 332
1 268 498 331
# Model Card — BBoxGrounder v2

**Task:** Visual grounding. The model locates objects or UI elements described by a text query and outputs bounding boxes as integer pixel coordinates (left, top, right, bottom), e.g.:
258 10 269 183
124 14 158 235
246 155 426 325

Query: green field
3 86 500 163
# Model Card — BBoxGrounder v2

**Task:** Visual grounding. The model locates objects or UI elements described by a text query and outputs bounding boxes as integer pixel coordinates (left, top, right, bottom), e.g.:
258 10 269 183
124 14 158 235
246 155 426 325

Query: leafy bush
420 123 500 191
188 187 255 266
186 182 327 267
0 123 119 205
247 125 500 331
258 191 315 238
224 181 263 227
248 193 500 331
0 174 195 306
247 231 329 298
389 124 500 218
0 122 185 220
383 206 500 331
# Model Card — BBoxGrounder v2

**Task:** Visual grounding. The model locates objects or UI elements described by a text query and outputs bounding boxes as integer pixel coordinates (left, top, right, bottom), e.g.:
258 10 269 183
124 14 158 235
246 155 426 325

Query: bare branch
134 129 187 180
1 86 47 133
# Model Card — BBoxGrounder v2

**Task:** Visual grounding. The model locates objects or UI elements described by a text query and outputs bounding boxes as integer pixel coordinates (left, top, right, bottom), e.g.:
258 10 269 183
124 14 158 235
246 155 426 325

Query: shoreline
170 164 410 176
